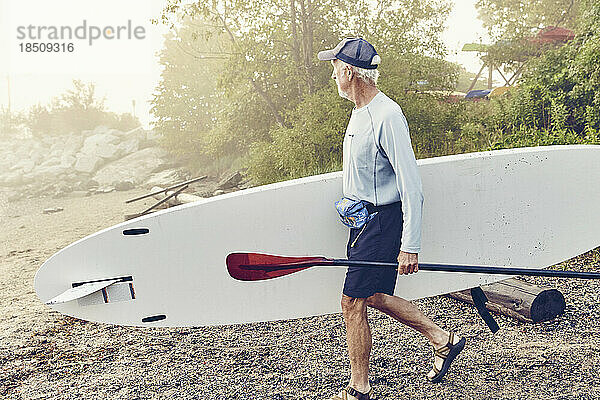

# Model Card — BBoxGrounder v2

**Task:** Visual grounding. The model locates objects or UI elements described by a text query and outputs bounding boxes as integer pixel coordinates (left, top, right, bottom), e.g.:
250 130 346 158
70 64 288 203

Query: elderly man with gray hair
317 38 465 400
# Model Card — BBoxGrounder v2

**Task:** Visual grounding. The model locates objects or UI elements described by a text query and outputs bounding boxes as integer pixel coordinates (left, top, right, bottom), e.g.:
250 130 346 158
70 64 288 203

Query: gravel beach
1 189 599 399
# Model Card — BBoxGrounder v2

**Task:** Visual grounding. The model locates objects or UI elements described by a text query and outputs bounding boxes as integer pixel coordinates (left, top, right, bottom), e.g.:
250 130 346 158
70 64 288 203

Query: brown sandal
330 386 374 400
427 332 466 383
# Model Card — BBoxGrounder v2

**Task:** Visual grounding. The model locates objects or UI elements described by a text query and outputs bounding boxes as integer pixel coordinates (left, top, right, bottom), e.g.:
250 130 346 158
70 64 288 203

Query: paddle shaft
241 259 600 279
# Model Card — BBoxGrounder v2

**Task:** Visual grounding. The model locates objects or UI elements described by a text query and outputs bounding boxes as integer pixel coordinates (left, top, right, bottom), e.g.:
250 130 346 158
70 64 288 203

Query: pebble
42 207 64 214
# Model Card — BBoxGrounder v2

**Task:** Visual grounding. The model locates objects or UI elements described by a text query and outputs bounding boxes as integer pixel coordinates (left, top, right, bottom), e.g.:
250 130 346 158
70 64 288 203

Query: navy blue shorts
343 201 403 299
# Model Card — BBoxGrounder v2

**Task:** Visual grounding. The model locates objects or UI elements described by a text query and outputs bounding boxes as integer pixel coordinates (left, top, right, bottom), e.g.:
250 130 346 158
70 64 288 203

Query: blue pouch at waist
335 197 377 229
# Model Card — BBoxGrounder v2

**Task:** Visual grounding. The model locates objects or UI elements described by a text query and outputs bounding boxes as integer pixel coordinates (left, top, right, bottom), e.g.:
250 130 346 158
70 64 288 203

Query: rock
86 179 99 189
238 180 253 190
92 147 169 186
74 155 104 174
213 189 225 196
96 143 121 160
195 189 213 198
57 181 72 192
10 159 36 174
67 190 90 198
50 149 64 159
63 134 84 156
95 186 116 194
129 130 154 149
107 128 129 137
29 149 45 165
33 165 70 180
60 154 76 168
71 180 89 191
117 138 140 155
0 126 174 202
217 171 243 190
124 126 144 134
39 157 61 168
92 125 110 135
81 133 121 156
34 183 55 197
0 171 23 186
41 136 54 146
145 168 190 188
43 207 64 214
50 141 65 156
115 181 134 191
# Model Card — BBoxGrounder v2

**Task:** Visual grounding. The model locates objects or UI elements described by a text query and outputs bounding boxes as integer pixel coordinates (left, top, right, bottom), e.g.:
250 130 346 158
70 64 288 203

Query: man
317 38 466 400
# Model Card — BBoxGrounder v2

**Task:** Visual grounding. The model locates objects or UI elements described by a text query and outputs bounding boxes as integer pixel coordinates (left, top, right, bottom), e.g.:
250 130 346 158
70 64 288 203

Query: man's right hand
397 250 418 275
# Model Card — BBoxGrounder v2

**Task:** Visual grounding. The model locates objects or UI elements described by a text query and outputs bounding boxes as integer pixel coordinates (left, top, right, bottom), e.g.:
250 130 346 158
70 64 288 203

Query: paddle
226 252 600 281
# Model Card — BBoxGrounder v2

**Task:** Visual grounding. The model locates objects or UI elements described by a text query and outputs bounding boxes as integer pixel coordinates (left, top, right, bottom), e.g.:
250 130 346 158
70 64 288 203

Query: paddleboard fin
470 287 500 333
45 276 134 306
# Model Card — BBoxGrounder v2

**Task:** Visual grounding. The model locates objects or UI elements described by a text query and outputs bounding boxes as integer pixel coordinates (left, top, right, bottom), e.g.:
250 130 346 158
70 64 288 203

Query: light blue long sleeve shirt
342 91 424 253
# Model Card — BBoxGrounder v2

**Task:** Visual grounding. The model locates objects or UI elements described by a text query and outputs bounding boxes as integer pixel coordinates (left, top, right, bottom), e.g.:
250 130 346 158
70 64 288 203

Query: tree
150 16 229 169
476 0 579 40
0 107 24 137
152 0 455 177
54 80 106 112
27 80 139 136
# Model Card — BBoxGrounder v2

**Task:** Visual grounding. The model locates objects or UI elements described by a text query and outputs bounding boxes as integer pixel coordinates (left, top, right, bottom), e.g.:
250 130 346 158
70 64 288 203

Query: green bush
490 126 588 150
487 0 600 140
246 87 506 184
246 86 351 183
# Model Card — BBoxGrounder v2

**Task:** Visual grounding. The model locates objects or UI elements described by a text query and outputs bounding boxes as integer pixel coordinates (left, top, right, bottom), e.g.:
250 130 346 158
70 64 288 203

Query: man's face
331 59 351 100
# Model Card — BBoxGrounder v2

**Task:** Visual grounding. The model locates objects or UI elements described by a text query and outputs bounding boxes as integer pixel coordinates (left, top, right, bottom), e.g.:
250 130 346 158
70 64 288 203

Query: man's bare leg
340 295 372 395
365 292 462 379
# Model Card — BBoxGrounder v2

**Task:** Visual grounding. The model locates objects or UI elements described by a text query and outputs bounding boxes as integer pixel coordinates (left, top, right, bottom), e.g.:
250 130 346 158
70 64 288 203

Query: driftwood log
448 278 566 323
125 176 207 204
150 186 203 206
124 186 204 220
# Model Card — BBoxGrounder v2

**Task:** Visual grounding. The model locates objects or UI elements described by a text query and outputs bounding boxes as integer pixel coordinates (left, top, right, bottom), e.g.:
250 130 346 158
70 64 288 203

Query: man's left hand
397 251 418 275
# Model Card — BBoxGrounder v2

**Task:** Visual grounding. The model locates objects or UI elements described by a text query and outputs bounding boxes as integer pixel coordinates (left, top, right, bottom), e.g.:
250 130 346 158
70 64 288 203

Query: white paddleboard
34 145 600 327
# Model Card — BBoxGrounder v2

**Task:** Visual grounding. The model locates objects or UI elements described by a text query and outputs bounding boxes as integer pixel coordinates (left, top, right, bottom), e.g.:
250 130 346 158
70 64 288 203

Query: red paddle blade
226 253 328 281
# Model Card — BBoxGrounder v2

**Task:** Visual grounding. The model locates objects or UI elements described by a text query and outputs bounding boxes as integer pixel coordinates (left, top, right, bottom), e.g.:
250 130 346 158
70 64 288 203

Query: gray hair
340 58 380 86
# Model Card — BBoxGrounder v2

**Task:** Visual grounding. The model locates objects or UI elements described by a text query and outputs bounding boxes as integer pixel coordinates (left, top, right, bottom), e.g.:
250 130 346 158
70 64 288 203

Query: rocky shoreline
0 126 192 201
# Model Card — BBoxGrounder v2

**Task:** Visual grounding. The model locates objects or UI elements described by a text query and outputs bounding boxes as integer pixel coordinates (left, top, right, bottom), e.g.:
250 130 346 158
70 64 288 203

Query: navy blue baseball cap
317 38 380 69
